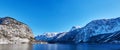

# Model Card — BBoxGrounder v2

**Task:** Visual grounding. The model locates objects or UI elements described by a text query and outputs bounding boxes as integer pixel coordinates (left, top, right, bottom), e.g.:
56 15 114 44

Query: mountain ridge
35 17 120 43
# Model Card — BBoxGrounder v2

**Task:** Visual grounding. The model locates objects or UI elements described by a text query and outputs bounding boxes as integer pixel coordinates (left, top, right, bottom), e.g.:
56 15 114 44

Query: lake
0 43 120 50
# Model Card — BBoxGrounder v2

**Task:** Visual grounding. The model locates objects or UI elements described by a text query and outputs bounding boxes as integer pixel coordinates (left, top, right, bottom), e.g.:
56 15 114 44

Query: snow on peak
35 17 120 43
75 17 120 42
35 32 59 41
43 32 58 38
70 26 81 31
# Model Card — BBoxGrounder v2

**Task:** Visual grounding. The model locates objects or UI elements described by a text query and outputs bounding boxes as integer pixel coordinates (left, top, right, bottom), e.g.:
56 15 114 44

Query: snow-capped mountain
35 17 120 43
87 30 120 43
35 26 81 43
35 32 58 42
75 17 120 43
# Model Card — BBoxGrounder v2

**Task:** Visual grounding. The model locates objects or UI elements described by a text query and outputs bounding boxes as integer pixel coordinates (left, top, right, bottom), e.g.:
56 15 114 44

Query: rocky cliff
0 17 34 44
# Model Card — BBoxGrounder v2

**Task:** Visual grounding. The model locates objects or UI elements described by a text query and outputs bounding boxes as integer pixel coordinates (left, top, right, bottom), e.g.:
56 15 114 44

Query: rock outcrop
0 17 34 44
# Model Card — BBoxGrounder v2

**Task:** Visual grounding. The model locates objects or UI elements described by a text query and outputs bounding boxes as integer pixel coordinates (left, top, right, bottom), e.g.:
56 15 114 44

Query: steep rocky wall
0 17 34 44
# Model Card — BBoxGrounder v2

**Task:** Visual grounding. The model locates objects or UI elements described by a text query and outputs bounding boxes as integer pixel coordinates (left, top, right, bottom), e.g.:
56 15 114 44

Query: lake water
0 43 120 50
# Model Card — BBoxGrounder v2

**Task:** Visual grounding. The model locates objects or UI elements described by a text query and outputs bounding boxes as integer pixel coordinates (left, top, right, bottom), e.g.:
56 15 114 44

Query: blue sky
0 0 120 35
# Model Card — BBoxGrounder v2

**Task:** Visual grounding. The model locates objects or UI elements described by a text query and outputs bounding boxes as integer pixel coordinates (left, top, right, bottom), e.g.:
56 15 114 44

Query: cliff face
0 17 34 44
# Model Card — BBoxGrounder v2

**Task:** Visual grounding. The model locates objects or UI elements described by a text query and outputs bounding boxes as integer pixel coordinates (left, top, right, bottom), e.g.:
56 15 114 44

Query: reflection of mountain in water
0 44 32 50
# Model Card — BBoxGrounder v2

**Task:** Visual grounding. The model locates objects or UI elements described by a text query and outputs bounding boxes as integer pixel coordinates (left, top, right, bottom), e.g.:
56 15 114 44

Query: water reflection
33 43 120 50
0 43 120 50
0 44 32 50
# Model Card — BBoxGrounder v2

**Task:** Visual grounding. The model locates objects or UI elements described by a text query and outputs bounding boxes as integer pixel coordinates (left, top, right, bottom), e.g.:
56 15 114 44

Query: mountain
35 26 80 43
35 32 58 42
35 17 120 43
0 17 34 44
87 30 120 43
74 17 120 43
70 26 81 31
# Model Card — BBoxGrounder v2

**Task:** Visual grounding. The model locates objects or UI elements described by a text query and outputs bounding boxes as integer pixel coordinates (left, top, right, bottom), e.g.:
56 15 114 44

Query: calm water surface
0 43 120 50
